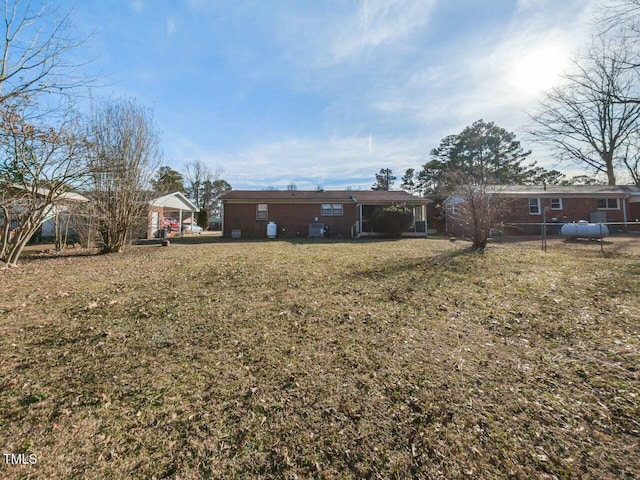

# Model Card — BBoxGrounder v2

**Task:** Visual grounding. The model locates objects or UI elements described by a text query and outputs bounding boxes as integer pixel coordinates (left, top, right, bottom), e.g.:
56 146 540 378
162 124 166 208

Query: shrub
197 210 210 230
371 204 413 237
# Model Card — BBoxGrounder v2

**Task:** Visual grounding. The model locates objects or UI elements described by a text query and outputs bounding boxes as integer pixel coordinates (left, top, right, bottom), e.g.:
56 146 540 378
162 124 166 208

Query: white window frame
321 203 343 216
450 204 458 215
550 198 563 210
256 203 268 220
596 198 619 210
528 198 541 215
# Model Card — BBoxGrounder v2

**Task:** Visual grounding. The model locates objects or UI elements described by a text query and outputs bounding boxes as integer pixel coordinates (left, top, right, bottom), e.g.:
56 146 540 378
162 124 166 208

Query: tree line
370 120 605 195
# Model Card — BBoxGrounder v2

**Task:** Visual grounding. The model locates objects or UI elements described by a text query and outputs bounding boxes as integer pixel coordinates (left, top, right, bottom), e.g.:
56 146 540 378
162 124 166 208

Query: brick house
221 190 430 239
444 185 640 235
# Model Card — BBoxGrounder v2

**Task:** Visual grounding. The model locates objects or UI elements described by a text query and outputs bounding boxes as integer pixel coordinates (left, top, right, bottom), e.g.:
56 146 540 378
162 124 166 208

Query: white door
152 212 159 236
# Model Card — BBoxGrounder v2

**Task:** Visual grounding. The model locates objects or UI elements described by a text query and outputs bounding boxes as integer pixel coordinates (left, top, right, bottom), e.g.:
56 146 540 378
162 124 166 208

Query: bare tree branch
86 98 161 254
528 34 640 185
0 0 92 105
0 104 88 266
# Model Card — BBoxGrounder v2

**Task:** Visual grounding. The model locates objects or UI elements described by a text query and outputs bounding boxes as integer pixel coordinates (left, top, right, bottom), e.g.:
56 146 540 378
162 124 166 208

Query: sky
62 0 605 190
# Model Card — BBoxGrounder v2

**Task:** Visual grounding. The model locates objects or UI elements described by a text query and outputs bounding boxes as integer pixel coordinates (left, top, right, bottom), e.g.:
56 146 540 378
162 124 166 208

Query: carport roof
485 185 640 197
149 192 198 212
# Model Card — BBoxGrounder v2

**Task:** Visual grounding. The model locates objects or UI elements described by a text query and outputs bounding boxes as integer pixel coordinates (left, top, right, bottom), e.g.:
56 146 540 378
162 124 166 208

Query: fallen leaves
0 239 638 478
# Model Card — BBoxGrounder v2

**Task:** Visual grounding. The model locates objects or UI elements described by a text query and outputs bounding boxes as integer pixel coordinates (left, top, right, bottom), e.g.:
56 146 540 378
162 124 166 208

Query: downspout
221 202 224 237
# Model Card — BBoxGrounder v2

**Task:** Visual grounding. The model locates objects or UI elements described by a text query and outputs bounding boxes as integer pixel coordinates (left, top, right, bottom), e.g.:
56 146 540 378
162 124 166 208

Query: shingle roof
222 190 429 203
484 185 640 197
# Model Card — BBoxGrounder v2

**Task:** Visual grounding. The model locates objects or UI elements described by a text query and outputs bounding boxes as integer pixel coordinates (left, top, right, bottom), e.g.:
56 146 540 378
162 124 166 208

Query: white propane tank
560 220 609 239
267 221 277 239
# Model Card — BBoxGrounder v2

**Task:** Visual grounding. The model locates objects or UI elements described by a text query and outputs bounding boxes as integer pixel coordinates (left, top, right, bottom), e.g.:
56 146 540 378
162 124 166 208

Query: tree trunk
0 205 10 260
603 151 617 185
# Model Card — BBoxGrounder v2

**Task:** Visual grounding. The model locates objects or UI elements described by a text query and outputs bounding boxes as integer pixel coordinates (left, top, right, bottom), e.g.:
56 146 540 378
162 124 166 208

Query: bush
371 204 413 237
197 210 210 230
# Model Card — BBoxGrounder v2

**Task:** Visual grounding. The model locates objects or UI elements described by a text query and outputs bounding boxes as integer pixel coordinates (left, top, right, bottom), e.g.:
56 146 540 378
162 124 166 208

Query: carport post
423 204 427 238
179 209 183 237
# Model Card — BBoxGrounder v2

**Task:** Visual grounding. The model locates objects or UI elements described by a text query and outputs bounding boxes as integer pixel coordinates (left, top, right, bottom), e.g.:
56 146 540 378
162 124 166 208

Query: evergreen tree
371 168 396 191
151 166 184 193
400 168 416 194
417 119 536 196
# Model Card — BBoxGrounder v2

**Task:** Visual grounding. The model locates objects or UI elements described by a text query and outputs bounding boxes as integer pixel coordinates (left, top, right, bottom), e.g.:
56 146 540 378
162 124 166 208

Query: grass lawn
1 238 639 479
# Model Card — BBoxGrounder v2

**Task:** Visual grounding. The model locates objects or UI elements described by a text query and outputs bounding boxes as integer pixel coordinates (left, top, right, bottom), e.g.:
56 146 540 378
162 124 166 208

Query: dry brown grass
1 238 639 479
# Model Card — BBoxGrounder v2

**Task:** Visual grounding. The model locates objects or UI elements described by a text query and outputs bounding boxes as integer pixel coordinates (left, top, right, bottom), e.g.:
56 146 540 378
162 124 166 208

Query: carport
147 192 199 238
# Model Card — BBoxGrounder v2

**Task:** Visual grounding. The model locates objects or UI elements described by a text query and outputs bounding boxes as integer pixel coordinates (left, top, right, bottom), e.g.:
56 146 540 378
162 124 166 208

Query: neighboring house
0 187 89 240
147 192 199 238
221 190 430 238
444 185 640 235
39 191 90 238
209 216 222 231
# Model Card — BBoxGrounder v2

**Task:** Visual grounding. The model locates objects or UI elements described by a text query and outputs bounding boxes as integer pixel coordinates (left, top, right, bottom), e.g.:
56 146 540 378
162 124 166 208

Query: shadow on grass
135 236 432 246
133 235 224 246
19 248 100 263
349 245 484 280
282 237 412 245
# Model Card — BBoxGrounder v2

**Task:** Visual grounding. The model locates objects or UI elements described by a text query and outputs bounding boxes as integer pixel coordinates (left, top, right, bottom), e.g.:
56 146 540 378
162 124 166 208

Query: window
321 203 343 216
256 203 268 220
450 204 458 215
550 198 563 210
529 198 541 215
596 198 619 210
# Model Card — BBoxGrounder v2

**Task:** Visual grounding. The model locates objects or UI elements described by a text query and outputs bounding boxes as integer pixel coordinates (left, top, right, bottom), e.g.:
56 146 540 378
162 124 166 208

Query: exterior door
152 212 159 237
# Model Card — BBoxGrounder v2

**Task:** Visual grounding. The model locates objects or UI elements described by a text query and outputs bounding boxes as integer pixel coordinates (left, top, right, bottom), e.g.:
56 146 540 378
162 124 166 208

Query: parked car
183 223 203 234
161 217 180 232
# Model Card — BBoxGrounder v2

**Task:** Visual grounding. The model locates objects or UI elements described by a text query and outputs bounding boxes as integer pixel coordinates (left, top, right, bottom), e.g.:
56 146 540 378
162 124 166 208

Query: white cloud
131 0 143 13
367 1 601 136
166 17 176 36
516 0 551 10
279 0 437 69
181 135 430 190
158 0 607 187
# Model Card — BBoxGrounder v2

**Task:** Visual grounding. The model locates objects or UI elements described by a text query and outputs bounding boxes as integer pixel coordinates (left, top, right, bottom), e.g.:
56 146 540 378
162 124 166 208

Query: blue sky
65 0 603 190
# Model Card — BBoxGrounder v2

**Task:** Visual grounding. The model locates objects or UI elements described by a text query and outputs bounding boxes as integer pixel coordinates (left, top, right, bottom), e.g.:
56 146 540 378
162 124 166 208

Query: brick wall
223 202 358 238
503 197 627 223
147 206 164 239
447 196 639 235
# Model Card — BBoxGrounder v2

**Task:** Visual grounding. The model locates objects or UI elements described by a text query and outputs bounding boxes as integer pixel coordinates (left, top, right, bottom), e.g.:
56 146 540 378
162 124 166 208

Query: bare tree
86 98 161 254
183 159 213 208
0 0 89 105
0 106 87 266
528 35 640 185
444 171 510 249
0 0 95 266
183 159 231 226
602 1 640 45
621 136 640 183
